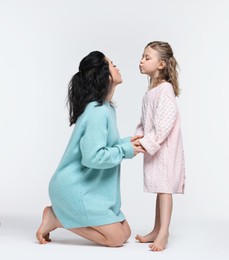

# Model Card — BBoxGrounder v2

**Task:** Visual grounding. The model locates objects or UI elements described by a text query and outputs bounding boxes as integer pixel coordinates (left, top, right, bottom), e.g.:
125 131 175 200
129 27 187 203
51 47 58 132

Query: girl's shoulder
145 82 175 106
159 82 175 96
147 81 173 95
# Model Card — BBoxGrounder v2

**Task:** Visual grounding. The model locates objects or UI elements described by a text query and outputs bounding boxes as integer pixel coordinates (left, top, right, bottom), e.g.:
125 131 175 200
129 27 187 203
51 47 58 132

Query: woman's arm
80 108 134 169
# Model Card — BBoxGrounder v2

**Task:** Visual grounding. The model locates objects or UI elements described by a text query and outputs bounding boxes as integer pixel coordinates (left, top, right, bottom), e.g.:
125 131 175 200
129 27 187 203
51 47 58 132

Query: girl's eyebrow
142 54 150 58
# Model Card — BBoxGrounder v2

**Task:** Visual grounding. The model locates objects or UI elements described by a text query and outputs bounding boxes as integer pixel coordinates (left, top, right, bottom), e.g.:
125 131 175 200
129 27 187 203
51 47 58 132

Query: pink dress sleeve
135 118 144 136
139 93 177 156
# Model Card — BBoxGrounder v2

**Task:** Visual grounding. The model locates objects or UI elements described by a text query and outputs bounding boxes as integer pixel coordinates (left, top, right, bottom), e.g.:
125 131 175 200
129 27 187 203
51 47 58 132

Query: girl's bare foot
148 232 168 251
36 206 61 244
135 229 159 243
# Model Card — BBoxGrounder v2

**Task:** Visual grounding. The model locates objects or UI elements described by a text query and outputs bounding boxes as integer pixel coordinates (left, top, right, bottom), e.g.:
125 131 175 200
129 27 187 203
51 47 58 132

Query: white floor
1 215 229 260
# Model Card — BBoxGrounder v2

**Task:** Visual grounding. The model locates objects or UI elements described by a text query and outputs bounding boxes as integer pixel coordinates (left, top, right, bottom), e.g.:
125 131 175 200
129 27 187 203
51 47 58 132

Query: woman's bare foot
148 232 169 251
135 229 159 243
36 206 61 244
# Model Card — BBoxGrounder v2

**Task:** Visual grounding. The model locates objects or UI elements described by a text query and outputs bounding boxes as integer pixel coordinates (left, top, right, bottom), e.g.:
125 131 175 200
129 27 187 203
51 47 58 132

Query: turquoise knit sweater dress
49 101 134 228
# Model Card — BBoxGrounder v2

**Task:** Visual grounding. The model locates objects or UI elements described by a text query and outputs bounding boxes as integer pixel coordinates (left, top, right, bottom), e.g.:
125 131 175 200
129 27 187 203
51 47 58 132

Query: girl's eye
113 64 116 67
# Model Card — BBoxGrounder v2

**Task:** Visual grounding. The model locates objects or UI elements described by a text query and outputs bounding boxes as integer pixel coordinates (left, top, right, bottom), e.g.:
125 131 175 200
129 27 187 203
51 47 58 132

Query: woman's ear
158 60 166 70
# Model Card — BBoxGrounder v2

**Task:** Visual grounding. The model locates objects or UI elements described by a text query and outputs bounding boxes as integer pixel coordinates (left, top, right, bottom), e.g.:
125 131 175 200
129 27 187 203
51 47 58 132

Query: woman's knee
126 225 131 239
122 220 131 242
106 232 127 247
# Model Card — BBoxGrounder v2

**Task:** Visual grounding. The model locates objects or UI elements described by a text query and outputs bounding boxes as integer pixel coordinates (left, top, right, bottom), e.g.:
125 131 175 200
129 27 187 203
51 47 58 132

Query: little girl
135 41 185 251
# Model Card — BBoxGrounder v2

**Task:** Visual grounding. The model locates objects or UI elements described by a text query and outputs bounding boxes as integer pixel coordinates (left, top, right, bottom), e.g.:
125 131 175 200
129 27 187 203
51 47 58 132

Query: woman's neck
106 85 116 102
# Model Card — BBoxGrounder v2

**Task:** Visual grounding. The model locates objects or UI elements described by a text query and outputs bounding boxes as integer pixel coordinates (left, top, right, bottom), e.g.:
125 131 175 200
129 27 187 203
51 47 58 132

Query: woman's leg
36 206 130 247
149 193 173 251
36 206 62 244
135 194 160 243
69 220 129 247
121 220 131 242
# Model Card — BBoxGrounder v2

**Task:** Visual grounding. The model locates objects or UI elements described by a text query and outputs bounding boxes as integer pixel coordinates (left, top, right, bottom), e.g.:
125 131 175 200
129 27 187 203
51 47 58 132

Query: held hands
131 135 145 156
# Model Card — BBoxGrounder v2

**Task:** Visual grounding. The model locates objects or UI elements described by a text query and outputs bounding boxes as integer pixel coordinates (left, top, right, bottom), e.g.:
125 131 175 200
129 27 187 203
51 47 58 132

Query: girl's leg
135 194 160 243
149 193 173 251
36 206 130 247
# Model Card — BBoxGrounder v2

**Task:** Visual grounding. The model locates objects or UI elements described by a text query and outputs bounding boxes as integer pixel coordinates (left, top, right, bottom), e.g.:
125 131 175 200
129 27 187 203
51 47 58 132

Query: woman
36 51 144 247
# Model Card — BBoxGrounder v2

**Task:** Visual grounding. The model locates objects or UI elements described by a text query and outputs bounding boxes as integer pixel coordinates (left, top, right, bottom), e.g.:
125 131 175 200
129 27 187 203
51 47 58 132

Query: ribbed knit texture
135 82 185 194
49 101 134 228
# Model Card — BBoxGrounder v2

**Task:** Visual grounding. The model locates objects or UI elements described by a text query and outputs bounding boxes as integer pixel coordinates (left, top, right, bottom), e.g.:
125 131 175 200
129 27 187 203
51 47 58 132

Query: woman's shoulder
84 101 111 120
86 101 111 111
74 102 111 129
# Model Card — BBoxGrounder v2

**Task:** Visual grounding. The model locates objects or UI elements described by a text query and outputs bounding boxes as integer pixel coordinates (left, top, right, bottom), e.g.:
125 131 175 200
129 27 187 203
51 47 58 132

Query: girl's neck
149 77 166 89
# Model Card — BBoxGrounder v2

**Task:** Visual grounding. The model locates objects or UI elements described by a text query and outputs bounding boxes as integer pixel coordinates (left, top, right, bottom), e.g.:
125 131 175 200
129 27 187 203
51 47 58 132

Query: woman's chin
115 79 123 85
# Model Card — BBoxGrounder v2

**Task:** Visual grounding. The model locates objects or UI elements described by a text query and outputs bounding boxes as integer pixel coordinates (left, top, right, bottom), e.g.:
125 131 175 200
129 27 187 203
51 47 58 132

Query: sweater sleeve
139 93 177 156
134 118 144 136
80 107 134 169
120 136 131 144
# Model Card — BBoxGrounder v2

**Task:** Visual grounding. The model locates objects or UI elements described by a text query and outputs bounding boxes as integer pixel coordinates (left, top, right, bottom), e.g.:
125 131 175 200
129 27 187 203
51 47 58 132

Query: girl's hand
131 140 145 156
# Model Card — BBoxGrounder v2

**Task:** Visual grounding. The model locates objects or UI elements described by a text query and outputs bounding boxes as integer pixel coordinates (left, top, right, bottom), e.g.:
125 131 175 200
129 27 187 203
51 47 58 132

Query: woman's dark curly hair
67 51 111 126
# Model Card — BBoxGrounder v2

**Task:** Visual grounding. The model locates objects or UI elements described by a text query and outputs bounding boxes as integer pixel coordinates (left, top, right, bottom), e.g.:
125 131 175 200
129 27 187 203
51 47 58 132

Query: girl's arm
139 94 177 156
135 118 144 136
80 108 134 169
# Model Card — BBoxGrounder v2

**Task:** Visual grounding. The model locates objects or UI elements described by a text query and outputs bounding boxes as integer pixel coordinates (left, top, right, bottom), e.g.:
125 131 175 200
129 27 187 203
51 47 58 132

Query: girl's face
139 46 164 78
106 57 122 85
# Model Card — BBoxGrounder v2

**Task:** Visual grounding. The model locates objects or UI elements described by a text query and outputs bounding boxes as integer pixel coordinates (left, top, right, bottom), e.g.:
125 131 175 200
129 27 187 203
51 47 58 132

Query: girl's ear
158 60 166 70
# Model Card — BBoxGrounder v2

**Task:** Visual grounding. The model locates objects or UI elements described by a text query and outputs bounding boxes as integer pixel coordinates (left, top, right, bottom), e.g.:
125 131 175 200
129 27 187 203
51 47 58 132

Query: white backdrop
1 0 229 235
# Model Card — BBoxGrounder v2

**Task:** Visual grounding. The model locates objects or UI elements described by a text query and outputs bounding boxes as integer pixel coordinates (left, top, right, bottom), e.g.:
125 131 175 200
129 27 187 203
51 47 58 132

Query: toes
37 233 46 244
149 243 163 251
36 232 51 244
43 233 51 242
135 235 145 243
135 234 140 240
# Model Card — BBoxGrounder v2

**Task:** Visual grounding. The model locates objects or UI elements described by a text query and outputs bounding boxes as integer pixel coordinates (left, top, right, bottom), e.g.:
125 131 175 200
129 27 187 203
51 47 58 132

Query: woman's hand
131 135 143 142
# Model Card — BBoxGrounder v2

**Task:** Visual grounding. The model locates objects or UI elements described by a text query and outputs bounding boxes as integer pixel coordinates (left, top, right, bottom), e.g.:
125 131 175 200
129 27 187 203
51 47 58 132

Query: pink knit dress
135 82 185 194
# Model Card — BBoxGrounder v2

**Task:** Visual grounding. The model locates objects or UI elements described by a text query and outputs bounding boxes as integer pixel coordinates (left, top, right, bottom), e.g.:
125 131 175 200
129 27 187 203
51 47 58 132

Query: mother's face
106 57 122 85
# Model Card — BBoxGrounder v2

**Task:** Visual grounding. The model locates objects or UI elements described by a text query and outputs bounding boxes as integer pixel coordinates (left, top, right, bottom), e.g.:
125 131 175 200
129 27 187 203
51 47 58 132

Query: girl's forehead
144 47 158 56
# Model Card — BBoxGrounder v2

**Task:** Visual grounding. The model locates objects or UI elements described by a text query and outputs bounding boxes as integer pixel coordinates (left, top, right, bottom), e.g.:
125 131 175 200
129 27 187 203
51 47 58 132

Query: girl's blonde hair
146 41 180 96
